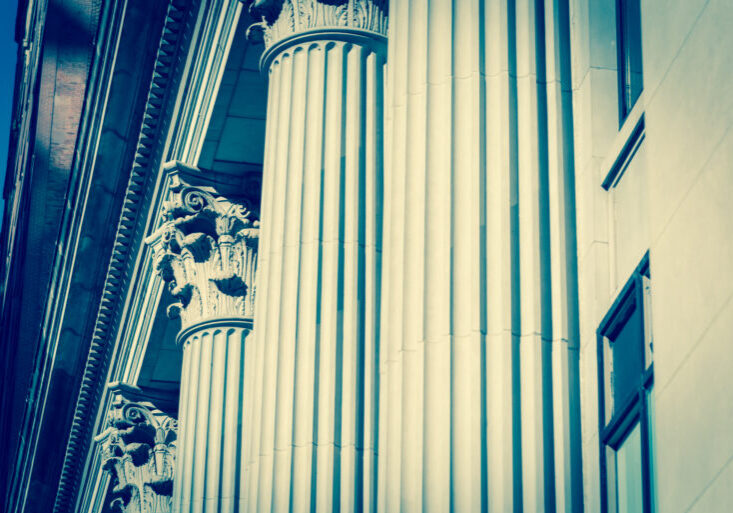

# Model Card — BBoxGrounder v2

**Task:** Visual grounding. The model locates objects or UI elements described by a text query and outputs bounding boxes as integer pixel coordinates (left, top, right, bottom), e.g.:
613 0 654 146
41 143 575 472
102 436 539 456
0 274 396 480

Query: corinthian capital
94 384 178 513
247 0 388 52
146 172 259 330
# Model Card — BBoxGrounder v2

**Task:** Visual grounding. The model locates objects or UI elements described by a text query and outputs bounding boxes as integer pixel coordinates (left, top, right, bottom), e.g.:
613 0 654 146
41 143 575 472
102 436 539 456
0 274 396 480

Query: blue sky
0 0 17 219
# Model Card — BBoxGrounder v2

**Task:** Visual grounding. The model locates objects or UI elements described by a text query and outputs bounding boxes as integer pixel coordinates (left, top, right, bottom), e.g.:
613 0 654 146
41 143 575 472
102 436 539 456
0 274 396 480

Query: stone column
146 174 259 513
95 383 178 513
378 1 582 512
243 1 386 511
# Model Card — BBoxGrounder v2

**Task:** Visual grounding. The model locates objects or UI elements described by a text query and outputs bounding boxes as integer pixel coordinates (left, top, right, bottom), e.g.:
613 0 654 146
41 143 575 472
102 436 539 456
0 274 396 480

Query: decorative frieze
248 0 388 51
94 384 178 513
146 176 259 330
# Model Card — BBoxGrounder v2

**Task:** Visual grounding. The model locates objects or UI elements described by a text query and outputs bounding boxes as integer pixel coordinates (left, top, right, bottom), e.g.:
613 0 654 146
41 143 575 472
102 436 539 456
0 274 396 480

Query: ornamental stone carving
146 177 259 330
94 384 177 513
247 0 388 50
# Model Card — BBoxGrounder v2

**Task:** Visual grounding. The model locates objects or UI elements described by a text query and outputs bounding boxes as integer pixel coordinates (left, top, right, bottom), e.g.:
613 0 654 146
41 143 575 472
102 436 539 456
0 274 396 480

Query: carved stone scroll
146 177 259 330
94 384 178 513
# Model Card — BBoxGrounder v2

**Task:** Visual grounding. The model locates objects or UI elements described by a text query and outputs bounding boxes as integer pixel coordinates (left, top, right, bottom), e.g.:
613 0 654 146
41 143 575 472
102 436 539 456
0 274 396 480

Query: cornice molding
247 0 388 68
94 383 178 513
145 165 260 330
52 1 196 512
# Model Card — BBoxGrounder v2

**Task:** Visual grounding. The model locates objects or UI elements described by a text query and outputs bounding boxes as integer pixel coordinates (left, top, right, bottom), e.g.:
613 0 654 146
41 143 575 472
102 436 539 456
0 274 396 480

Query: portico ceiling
197 13 267 175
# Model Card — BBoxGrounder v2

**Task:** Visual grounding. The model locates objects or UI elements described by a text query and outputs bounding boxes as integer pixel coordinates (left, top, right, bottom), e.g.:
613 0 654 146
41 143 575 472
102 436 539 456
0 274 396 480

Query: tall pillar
378 1 583 512
147 173 259 513
243 1 387 511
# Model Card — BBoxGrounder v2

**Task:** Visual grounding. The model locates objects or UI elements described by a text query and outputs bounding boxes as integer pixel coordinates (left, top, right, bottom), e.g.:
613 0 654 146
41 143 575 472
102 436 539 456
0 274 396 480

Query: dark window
616 0 643 122
598 253 655 512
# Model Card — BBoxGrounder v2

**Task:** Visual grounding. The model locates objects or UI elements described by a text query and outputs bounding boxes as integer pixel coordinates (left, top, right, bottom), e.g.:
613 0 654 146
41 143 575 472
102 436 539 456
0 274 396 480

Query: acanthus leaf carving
247 0 388 51
146 180 259 330
94 385 178 513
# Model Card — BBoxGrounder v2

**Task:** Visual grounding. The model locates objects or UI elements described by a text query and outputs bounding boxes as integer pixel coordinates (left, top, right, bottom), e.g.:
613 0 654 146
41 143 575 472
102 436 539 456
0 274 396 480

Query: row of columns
104 1 583 512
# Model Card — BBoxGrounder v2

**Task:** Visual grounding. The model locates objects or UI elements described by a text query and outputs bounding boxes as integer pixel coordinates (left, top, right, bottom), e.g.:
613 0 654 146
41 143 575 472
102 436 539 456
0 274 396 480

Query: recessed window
616 0 643 122
598 253 655 512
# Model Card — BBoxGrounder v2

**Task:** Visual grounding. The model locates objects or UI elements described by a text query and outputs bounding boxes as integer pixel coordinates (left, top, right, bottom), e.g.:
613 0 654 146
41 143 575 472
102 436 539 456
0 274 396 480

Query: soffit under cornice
169 0 249 165
196 11 267 172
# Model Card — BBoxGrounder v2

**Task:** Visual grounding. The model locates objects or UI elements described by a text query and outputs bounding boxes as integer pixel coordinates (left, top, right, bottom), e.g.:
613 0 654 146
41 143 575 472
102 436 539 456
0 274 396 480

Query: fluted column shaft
378 0 582 512
174 319 252 513
146 169 260 513
244 26 386 513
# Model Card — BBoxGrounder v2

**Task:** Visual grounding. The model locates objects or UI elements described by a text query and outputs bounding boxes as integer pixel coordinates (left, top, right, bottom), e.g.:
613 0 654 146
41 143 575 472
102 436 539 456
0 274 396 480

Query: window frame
597 252 654 513
615 0 644 125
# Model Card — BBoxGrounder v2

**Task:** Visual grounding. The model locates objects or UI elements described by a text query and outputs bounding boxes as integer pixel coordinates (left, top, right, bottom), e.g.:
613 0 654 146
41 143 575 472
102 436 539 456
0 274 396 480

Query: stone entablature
248 0 388 52
94 384 178 513
146 171 259 330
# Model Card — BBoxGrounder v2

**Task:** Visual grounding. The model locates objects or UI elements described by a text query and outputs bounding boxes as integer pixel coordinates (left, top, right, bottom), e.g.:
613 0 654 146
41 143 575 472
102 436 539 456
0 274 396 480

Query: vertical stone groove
379 0 582 511
175 323 251 513
247 34 385 513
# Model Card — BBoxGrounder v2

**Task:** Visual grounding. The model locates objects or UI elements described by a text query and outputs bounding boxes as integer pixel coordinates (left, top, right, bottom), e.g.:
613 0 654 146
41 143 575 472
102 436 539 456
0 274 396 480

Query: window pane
616 423 643 513
604 336 615 425
619 0 643 118
610 305 644 411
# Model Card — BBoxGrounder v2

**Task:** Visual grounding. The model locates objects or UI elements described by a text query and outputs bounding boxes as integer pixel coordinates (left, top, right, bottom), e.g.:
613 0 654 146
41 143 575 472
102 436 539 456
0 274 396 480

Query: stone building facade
1 0 731 512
